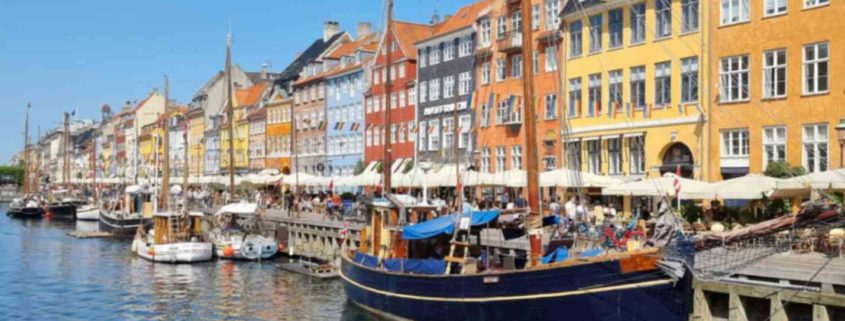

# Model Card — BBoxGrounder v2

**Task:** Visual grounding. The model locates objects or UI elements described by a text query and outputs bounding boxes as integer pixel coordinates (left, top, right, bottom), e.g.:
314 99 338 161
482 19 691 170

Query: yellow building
707 0 845 180
560 0 710 180
220 82 267 173
137 116 165 179
187 107 205 176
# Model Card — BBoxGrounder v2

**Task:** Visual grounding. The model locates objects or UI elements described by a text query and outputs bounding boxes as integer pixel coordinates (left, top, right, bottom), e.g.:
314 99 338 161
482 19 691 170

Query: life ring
240 237 261 260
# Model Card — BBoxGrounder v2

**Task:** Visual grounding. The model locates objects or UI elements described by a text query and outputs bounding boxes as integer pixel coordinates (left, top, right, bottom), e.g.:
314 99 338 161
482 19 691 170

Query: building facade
415 3 484 167
364 21 433 172
265 96 293 174
247 105 266 172
708 0 844 179
221 82 267 175
560 0 709 180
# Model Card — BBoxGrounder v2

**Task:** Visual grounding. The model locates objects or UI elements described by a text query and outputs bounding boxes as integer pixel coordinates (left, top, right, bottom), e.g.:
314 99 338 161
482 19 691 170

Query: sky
0 0 472 162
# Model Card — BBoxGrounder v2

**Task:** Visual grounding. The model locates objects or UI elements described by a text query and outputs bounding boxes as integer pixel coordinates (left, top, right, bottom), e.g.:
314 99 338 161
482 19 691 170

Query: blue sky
0 0 471 162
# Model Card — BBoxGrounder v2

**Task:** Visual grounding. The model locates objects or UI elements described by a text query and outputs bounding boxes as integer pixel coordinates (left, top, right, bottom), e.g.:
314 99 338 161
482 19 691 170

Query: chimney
431 11 441 24
356 22 373 39
323 21 340 42
261 63 269 80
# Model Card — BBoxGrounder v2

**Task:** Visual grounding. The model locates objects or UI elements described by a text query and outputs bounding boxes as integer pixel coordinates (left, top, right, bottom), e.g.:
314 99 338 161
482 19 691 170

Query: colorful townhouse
364 20 434 173
474 0 563 179
131 90 166 180
324 28 378 179
291 22 352 176
167 107 188 178
415 2 485 168
186 106 205 177
265 95 293 174
559 0 709 180
221 82 267 175
707 0 845 179
247 103 267 172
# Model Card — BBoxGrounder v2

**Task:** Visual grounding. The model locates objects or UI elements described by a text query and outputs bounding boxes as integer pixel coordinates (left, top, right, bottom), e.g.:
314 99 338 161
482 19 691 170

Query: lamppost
419 161 433 205
836 118 845 169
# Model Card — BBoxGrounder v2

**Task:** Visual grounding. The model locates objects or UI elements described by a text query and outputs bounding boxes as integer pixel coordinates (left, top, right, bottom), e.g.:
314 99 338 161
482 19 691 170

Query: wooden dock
67 231 113 239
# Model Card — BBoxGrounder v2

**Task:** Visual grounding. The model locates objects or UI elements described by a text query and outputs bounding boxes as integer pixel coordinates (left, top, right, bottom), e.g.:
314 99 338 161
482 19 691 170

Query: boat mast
182 116 189 213
452 78 462 208
382 0 393 195
22 103 30 195
226 26 236 198
519 0 542 266
92 138 98 204
63 111 70 188
162 76 171 209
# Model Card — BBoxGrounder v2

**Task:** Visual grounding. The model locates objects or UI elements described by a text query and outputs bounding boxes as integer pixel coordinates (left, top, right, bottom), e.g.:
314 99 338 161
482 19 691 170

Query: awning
402 210 500 240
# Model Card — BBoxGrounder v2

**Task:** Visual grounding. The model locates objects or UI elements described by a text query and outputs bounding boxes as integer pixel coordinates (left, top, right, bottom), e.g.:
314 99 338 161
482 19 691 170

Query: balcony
497 108 522 128
496 31 523 54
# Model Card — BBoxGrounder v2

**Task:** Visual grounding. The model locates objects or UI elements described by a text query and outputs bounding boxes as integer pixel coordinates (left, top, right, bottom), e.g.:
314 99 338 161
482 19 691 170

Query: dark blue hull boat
341 253 691 321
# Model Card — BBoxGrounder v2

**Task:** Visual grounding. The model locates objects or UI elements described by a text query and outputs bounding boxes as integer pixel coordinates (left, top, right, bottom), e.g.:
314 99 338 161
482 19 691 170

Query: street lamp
836 118 845 169
419 161 433 205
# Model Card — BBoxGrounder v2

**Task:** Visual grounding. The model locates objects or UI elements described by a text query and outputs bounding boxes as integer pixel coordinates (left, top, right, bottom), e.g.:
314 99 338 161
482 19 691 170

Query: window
418 122 427 151
430 78 440 101
765 0 787 16
419 49 427 67
631 3 646 44
459 36 473 57
496 146 506 173
588 14 602 53
544 156 557 170
608 9 623 48
390 65 397 80
803 42 829 95
721 129 750 158
429 45 440 65
763 126 786 166
568 77 582 117
545 0 560 30
443 40 455 61
390 93 397 109
631 66 646 108
443 118 454 149
459 114 471 149
720 55 749 102
480 19 492 47
481 148 491 173
511 54 523 78
532 5 540 30
607 138 622 175
409 85 416 106
482 61 491 84
399 62 406 78
682 0 699 32
681 57 699 103
428 120 440 151
763 50 787 99
398 123 406 143
629 136 645 174
588 73 602 117
655 0 672 38
545 94 557 120
497 16 507 39
511 10 522 34
496 58 506 82
608 70 623 111
655 62 671 107
373 127 381 146
804 0 828 9
587 140 601 174
481 103 491 127
721 0 749 25
545 46 558 72
511 145 523 170
533 51 540 74
803 124 828 173
569 21 582 57
419 81 427 103
458 72 471 96
565 141 582 170
443 75 455 98
399 90 406 108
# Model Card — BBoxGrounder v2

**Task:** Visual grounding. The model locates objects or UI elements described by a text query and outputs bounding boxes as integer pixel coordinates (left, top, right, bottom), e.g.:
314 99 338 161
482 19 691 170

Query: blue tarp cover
382 258 447 275
402 210 499 240
354 251 379 268
541 247 570 264
543 215 562 226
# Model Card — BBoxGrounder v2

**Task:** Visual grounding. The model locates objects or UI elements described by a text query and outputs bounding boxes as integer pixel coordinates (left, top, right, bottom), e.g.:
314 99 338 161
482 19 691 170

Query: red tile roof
235 82 267 107
390 21 435 59
429 0 490 39
326 34 378 60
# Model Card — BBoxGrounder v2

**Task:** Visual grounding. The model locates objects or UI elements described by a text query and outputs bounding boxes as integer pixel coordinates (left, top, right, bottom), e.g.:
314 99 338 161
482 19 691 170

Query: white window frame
655 0 672 38
720 0 750 26
804 0 829 9
545 45 558 72
482 61 491 84
443 75 455 98
764 0 787 16
511 145 523 170
721 129 750 158
418 121 427 151
630 3 646 44
719 55 750 103
763 49 787 99
458 72 471 96
544 94 557 120
430 78 440 101
496 58 506 82
607 137 622 175
511 54 523 78
762 126 787 167
802 42 829 95
419 81 427 103
654 61 671 107
428 120 440 151
681 57 699 103
545 0 560 31
480 19 492 47
495 146 506 173
443 41 455 61
587 140 601 174
802 124 828 173
459 114 471 149
442 118 454 149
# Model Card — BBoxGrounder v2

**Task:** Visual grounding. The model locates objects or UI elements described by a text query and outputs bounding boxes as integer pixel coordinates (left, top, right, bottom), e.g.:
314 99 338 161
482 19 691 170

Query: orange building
474 0 563 175
265 95 293 174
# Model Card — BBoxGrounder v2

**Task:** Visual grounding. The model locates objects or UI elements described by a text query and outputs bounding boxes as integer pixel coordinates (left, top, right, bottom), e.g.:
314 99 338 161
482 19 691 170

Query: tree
354 160 365 175
763 161 805 179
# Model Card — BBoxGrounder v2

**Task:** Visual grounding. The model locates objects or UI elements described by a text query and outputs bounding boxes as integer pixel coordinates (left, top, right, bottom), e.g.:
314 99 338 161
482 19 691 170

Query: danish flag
673 164 681 198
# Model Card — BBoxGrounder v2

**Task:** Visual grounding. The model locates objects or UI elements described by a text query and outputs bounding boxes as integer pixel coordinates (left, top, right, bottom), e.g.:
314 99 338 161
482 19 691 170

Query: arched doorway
660 143 694 178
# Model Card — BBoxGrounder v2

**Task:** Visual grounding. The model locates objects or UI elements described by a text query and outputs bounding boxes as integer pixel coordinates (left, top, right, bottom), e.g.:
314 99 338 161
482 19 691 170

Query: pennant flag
428 124 436 133
365 123 373 131
577 99 582 117
596 99 602 116
411 123 419 133
318 120 327 130
507 95 516 111
674 164 682 199
487 93 496 109
465 89 475 110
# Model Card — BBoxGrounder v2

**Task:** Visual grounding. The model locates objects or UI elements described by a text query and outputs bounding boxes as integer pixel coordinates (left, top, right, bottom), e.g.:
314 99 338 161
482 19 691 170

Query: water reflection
0 206 372 321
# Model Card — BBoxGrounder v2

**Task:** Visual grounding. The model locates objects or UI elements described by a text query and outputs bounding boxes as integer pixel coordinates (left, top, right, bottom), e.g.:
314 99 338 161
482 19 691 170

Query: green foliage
354 160 365 175
374 162 383 173
402 161 413 173
763 161 806 179
760 196 791 220
679 202 702 223
341 192 354 200
0 166 25 185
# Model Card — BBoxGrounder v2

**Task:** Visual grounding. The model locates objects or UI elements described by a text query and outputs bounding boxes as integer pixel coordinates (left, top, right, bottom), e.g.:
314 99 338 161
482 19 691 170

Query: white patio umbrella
486 169 527 187
602 173 715 199
711 174 784 199
777 168 845 191
539 168 622 188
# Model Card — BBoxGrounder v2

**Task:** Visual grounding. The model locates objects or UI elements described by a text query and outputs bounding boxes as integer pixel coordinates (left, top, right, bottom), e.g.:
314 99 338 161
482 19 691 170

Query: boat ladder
444 215 472 275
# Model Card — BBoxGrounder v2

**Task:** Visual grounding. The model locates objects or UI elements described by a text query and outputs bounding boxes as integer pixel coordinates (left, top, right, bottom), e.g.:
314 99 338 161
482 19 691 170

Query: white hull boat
132 237 213 263
211 202 279 261
214 234 278 260
131 211 212 263
75 206 100 221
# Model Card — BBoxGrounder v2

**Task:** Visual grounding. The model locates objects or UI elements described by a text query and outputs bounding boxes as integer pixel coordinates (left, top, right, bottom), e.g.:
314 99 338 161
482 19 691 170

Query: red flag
673 164 681 198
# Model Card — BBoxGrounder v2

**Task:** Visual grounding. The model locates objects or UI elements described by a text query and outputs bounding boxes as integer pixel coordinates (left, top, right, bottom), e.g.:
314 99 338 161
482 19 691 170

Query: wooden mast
92 137 98 204
162 76 171 209
382 0 394 195
226 26 236 198
22 103 30 195
182 114 189 213
519 0 542 266
452 77 462 208
63 111 70 187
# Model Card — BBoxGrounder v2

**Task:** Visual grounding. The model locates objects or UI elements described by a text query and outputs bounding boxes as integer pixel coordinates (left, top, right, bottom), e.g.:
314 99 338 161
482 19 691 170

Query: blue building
324 32 378 186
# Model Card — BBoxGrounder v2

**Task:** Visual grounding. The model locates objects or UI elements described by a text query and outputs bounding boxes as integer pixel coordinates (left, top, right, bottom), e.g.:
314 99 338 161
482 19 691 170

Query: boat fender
278 243 284 253
241 238 261 260
148 247 155 256
223 245 235 257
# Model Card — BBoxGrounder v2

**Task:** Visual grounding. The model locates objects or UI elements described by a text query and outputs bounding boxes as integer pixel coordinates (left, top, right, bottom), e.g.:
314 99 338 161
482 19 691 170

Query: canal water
0 204 373 321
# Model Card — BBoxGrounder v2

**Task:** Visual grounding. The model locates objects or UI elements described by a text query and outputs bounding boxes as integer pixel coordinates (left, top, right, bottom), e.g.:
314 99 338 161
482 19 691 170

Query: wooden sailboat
44 111 79 220
340 1 693 320
75 138 101 221
131 75 213 263
8 103 46 219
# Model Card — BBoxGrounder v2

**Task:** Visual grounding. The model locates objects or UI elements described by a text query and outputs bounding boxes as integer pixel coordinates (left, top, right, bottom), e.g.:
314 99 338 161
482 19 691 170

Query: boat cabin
149 211 205 244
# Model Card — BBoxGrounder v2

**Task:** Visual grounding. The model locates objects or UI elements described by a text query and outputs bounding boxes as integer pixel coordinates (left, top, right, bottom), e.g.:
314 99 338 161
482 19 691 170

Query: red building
364 21 434 170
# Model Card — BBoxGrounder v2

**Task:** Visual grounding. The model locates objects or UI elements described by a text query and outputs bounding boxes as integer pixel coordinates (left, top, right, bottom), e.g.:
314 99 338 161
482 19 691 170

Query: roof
561 0 603 17
277 32 348 84
245 71 279 85
427 0 490 40
324 56 374 79
389 21 435 60
235 82 267 107
247 106 266 120
326 34 379 60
